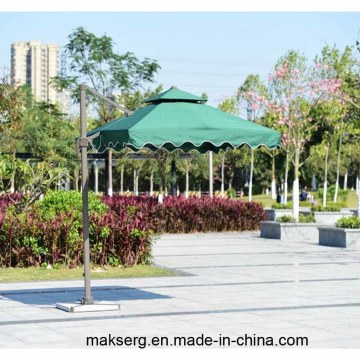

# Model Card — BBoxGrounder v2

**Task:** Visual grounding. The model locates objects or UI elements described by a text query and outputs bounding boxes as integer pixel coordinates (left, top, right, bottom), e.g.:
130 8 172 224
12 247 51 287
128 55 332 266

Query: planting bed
318 226 360 248
260 221 319 243
0 193 266 268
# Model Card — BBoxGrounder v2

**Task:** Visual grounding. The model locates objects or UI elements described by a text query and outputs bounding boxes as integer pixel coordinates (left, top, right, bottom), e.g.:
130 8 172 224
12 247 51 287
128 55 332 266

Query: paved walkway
1 231 360 348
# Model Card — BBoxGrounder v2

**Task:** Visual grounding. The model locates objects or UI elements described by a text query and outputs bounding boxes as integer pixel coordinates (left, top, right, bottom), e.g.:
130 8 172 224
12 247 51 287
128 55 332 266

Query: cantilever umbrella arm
82 84 133 116
79 84 132 305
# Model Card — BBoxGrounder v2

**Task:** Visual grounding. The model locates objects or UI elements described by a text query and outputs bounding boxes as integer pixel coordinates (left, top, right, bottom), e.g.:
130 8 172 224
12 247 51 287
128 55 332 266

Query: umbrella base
56 301 121 313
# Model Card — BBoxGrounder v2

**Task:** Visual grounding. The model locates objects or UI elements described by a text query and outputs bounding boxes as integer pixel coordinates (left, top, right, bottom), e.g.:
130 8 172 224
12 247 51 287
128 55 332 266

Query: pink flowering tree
243 50 343 220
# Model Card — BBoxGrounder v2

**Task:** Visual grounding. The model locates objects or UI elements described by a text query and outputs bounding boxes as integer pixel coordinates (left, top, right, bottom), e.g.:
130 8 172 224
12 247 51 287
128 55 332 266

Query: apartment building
10 41 60 104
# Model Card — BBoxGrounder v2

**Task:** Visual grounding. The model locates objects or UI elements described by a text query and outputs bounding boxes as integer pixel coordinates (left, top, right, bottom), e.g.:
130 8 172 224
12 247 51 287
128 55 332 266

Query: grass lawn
247 190 358 208
347 190 358 208
0 265 177 283
250 194 276 208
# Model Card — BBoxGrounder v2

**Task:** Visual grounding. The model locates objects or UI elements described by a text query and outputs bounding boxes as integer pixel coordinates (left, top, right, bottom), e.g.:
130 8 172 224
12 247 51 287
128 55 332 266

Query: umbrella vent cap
142 86 206 104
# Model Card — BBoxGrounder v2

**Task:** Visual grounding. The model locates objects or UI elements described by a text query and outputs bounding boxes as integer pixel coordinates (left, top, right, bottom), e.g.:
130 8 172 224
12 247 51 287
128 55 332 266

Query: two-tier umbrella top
88 86 281 153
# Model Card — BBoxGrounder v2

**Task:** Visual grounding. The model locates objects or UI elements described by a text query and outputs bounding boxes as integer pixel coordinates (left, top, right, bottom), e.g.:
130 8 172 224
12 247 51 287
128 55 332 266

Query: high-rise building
10 41 61 104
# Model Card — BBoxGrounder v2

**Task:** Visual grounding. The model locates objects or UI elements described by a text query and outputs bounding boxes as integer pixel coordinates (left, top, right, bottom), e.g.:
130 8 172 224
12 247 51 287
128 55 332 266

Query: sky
0 10 359 115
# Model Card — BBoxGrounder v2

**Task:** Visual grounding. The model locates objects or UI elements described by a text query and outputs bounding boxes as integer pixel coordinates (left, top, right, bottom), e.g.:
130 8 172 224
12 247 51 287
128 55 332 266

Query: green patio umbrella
72 85 281 309
87 86 281 153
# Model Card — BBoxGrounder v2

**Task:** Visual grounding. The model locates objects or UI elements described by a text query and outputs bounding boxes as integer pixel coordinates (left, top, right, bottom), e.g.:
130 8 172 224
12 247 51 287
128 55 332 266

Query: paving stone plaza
1 231 360 348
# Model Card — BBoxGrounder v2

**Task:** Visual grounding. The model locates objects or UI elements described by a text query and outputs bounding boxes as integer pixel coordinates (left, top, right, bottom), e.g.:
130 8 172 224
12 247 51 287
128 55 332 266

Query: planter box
264 209 292 221
318 226 360 248
312 211 353 225
264 208 311 221
260 221 319 242
349 209 358 217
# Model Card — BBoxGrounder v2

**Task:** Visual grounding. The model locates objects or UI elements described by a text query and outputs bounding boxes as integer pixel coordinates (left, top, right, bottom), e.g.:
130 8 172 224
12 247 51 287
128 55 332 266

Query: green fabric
142 87 206 103
88 88 281 154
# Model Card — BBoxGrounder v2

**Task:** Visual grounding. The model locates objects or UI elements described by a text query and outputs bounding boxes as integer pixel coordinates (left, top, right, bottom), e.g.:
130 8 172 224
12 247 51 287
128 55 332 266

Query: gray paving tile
1 231 360 348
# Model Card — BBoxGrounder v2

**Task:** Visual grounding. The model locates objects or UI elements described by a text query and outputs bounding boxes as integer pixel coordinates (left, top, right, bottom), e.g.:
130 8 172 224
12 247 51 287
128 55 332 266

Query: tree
6 159 68 211
177 153 197 198
245 50 344 220
52 27 161 124
313 45 357 204
190 153 209 195
52 27 161 196
0 75 28 192
117 84 164 112
21 102 78 167
217 97 243 194
237 74 272 201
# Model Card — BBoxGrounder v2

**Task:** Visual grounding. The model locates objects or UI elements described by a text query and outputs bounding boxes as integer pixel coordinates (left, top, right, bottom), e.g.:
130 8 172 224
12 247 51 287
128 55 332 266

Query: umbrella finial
170 85 178 89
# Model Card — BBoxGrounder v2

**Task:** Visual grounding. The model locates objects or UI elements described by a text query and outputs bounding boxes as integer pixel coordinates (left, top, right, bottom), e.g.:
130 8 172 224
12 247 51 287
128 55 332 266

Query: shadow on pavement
0 285 170 306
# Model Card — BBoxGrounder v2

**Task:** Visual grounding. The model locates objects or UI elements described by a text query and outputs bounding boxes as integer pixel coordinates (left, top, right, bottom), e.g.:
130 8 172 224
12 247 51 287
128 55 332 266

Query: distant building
10 41 69 111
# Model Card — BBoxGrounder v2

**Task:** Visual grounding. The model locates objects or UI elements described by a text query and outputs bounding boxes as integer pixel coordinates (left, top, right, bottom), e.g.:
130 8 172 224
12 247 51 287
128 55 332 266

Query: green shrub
276 214 315 223
311 203 342 212
272 202 292 209
336 216 360 229
0 192 153 268
276 215 295 222
0 193 267 268
299 214 315 223
226 188 236 199
35 190 107 216
299 201 314 207
272 201 314 209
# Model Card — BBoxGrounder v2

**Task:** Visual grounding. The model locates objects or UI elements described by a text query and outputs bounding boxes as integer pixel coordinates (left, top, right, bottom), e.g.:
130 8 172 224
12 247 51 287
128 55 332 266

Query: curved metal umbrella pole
79 84 131 305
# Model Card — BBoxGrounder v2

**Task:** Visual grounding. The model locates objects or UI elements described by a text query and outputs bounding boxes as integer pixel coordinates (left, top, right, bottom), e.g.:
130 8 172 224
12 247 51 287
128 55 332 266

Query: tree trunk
333 134 342 203
120 163 124 195
208 151 213 198
185 167 189 199
150 169 154 196
248 149 254 202
358 175 360 219
133 168 139 196
343 169 348 191
271 154 276 200
323 144 329 207
135 170 139 196
221 154 225 198
171 159 177 197
311 174 317 191
10 175 15 193
9 150 16 193
74 169 79 191
228 165 233 191
284 151 289 204
292 147 300 221
65 175 70 191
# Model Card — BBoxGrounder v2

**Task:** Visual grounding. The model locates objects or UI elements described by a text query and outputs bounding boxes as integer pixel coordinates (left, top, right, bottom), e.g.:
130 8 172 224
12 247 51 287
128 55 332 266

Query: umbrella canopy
88 87 281 153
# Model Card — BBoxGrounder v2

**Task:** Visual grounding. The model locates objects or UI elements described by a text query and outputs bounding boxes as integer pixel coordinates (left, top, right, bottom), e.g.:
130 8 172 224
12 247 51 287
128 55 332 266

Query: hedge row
0 192 153 268
103 195 266 233
0 192 266 268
